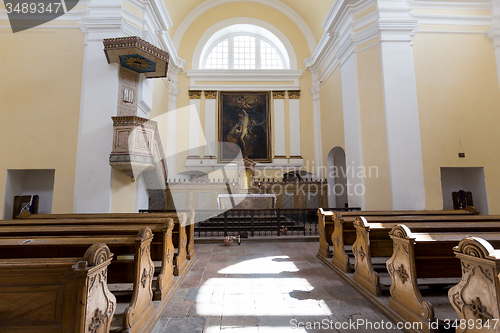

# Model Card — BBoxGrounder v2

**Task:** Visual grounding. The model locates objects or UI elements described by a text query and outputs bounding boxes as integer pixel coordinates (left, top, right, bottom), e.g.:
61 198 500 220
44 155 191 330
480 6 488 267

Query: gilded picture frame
218 91 271 163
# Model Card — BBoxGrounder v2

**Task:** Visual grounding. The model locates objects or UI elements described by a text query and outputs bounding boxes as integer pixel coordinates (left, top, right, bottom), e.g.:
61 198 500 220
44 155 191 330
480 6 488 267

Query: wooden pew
0 227 156 333
317 207 478 260
10 213 188 278
0 243 116 333
352 216 500 296
0 217 178 300
320 207 479 273
448 237 500 333
387 224 500 333
16 211 193 278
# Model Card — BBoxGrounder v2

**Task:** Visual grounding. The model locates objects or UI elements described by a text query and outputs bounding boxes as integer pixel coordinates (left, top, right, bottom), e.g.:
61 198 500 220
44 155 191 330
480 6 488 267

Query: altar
217 194 276 210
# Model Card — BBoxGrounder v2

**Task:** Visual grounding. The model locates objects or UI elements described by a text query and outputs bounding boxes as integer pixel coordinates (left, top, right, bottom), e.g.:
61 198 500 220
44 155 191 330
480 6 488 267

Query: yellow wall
110 170 136 212
413 32 500 213
356 44 392 210
0 28 84 216
164 0 331 44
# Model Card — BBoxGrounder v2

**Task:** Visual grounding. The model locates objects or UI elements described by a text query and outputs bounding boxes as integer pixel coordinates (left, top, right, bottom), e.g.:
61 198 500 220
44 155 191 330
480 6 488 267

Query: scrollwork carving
359 246 366 261
389 225 412 239
89 308 106 333
456 237 496 259
84 244 112 266
141 268 148 288
469 297 493 322
137 227 153 241
396 264 409 284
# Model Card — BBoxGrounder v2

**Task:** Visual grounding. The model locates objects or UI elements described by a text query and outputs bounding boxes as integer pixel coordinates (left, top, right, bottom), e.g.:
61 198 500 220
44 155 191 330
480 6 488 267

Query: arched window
201 26 288 70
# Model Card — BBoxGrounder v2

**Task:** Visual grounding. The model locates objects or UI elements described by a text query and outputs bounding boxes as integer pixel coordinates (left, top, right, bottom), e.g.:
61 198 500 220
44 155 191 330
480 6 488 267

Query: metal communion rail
140 208 361 238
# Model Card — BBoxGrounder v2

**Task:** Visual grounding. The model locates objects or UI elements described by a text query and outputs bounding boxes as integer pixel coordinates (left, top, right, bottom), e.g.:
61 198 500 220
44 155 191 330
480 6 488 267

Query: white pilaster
488 0 500 89
272 91 287 165
203 91 217 166
73 1 123 213
340 52 365 210
378 0 425 210
310 74 324 180
165 68 180 177
186 90 203 168
288 90 303 164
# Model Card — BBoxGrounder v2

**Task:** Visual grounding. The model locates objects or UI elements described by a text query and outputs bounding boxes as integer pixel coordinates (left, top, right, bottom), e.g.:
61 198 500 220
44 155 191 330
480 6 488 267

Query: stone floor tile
162 317 206 333
151 242 404 333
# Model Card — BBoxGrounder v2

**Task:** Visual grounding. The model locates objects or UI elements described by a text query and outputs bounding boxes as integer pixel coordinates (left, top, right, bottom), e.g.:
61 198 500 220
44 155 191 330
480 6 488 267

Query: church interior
1 0 500 332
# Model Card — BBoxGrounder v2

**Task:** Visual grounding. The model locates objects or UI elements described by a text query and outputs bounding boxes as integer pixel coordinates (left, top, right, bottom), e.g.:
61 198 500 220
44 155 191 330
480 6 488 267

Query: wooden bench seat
387 225 500 333
324 210 484 273
3 215 189 284
17 210 197 263
317 208 478 269
0 227 157 333
352 216 500 297
448 237 500 331
0 243 116 333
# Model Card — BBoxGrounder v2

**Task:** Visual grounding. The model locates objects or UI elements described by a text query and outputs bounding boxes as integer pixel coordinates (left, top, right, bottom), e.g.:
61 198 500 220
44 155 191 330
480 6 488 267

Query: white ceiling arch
172 0 317 55
193 18 298 70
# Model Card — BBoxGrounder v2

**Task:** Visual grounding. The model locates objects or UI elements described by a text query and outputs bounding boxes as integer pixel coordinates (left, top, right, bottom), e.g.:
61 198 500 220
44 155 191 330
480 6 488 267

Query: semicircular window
203 33 286 70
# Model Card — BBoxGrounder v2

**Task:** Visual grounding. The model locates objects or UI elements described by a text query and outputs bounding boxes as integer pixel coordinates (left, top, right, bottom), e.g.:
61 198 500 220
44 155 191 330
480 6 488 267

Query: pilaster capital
188 90 202 99
272 91 286 99
204 91 217 99
376 0 419 42
288 90 301 99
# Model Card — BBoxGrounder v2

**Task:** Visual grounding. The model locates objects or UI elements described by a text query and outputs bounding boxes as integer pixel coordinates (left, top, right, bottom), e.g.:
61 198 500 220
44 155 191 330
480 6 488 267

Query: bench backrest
0 243 115 333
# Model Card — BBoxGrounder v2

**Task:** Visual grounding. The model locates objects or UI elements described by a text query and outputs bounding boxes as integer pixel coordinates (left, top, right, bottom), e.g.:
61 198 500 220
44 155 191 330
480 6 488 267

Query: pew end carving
123 227 155 333
317 208 333 258
386 225 435 333
331 212 351 273
449 237 500 333
352 217 381 296
154 218 175 300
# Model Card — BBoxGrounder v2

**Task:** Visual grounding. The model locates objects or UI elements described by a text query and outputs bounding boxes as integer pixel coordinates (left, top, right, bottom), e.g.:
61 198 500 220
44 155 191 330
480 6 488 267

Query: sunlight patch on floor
196 255 331 319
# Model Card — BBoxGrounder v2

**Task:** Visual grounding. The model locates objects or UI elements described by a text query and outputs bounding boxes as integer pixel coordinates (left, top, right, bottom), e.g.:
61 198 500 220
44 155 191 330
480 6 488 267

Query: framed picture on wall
218 91 271 163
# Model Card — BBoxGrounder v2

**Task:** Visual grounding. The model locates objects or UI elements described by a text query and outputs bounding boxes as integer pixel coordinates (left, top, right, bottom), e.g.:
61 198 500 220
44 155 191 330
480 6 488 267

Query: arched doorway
326 147 348 208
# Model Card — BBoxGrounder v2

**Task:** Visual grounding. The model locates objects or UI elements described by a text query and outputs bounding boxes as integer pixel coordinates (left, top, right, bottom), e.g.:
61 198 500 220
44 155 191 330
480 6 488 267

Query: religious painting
218 91 271 162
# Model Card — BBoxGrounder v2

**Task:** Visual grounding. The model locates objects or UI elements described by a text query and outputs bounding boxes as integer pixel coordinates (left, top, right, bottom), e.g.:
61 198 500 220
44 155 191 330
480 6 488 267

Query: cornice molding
186 69 303 90
409 0 491 10
306 0 374 73
412 13 492 26
306 0 496 83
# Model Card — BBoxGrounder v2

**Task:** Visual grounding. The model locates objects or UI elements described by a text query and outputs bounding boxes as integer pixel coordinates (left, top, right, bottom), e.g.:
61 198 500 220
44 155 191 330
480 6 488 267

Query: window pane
260 40 283 69
205 39 229 69
233 35 256 69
